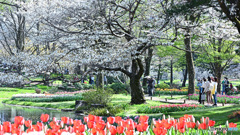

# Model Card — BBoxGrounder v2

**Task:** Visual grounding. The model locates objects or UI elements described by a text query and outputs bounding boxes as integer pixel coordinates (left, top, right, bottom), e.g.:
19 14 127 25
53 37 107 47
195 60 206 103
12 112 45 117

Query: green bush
82 83 92 89
48 87 59 94
156 83 170 90
109 83 127 94
89 106 122 116
82 88 113 106
74 83 83 90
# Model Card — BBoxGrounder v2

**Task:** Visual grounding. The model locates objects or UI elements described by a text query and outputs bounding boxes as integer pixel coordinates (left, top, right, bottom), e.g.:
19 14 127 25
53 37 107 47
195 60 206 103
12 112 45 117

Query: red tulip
208 120 215 127
73 124 85 133
125 130 134 135
109 126 117 135
179 128 185 133
107 117 115 124
14 116 25 126
115 116 122 124
74 120 82 126
117 126 124 134
84 116 88 123
61 117 69 124
87 121 95 129
40 114 49 122
198 123 207 130
3 122 11 133
164 122 172 129
95 116 102 123
88 114 95 122
91 128 97 135
176 122 185 129
153 127 167 135
139 115 149 123
136 122 148 132
186 122 196 128
26 126 34 133
96 121 105 131
33 125 41 131
24 120 32 128
69 119 74 125
11 128 22 135
126 123 134 130
229 123 237 128
98 129 106 135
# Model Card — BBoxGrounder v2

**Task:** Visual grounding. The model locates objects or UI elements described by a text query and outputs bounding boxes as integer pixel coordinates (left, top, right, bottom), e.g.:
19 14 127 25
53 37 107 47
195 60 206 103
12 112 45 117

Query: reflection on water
0 103 83 123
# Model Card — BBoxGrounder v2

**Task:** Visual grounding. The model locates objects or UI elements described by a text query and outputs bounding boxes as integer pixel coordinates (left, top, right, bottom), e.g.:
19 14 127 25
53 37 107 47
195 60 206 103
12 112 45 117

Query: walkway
144 95 234 107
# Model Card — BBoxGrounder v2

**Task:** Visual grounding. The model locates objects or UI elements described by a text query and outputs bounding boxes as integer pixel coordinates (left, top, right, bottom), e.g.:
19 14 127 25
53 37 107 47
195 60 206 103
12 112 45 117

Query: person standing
212 77 218 106
205 77 212 106
225 77 229 95
197 79 202 104
147 77 155 96
201 78 207 104
221 78 226 95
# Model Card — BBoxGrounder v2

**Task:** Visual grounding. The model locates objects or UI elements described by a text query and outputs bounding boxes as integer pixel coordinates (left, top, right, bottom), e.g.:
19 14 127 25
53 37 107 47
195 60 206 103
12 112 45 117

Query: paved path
144 95 234 107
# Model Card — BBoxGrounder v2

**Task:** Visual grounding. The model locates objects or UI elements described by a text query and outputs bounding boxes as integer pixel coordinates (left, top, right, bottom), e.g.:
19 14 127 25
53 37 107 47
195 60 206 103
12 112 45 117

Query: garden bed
1 114 238 135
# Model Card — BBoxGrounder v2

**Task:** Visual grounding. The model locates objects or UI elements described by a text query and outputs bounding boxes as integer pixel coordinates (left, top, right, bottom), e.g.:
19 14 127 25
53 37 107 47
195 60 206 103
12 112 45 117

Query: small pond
0 103 83 123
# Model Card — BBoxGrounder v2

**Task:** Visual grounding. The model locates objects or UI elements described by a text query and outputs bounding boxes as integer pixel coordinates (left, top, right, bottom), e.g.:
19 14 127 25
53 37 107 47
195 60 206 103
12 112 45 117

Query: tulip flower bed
0 114 237 135
188 94 240 104
154 89 199 95
137 104 203 114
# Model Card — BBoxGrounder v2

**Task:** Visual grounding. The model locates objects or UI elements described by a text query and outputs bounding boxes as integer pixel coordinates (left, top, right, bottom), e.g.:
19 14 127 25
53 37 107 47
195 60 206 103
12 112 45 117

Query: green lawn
0 87 36 98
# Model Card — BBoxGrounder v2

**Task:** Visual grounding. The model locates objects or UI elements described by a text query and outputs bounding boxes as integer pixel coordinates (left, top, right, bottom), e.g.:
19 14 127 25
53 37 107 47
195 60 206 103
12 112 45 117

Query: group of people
197 77 218 106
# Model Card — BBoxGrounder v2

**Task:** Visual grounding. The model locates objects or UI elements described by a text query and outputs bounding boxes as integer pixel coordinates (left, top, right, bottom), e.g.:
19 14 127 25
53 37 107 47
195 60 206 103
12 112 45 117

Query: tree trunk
142 48 153 87
170 57 173 86
182 65 187 87
157 63 161 84
130 59 146 104
184 30 195 94
96 73 103 89
216 70 222 94
130 75 145 104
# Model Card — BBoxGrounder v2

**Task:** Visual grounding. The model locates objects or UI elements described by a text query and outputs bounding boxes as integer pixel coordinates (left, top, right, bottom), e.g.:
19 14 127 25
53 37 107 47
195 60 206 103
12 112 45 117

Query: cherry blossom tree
22 0 176 104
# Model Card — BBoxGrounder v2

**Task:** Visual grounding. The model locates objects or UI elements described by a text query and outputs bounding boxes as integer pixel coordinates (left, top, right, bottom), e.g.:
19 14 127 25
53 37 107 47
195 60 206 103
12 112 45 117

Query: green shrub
82 89 113 106
74 83 83 90
109 83 127 94
89 106 122 116
48 87 59 94
156 83 170 90
82 83 92 89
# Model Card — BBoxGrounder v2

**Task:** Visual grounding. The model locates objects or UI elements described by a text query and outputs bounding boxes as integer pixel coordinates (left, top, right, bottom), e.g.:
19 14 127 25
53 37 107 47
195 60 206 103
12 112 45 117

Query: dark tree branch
96 65 131 77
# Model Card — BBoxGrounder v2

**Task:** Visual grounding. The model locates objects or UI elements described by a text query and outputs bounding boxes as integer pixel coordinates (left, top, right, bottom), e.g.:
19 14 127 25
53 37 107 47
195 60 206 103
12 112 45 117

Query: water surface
0 103 83 123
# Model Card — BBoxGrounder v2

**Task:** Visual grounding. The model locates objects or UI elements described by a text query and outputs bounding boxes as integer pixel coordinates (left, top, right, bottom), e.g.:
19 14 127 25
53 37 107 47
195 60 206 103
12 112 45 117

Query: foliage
156 83 170 90
82 88 113 106
47 87 59 94
89 106 122 116
108 83 128 94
